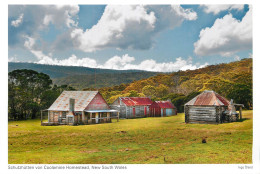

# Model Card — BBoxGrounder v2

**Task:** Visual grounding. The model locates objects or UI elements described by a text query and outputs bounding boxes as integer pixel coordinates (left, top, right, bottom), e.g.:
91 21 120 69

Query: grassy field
8 110 252 164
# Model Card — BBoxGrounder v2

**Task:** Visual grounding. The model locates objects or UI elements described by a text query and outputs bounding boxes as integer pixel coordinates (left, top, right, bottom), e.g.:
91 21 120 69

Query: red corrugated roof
215 93 230 106
120 97 153 106
185 90 230 106
155 101 176 109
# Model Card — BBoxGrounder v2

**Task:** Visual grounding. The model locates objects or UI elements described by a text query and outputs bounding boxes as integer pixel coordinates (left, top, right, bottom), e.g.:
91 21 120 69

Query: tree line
8 69 75 120
97 58 252 112
8 58 252 120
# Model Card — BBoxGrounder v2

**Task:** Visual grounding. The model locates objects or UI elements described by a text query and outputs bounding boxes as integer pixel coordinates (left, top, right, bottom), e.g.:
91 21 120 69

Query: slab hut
43 91 119 125
150 100 177 117
184 90 239 124
110 97 153 119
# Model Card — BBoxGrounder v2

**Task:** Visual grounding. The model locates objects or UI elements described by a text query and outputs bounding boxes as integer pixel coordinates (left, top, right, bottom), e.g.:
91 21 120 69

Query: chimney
69 98 75 112
229 99 237 115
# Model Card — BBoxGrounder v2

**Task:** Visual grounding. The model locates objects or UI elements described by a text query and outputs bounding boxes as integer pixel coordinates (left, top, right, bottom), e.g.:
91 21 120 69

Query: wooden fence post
82 111 85 124
107 112 110 123
41 110 42 125
239 107 242 120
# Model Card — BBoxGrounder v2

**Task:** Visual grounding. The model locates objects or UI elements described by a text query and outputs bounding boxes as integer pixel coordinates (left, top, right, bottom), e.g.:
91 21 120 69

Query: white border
2 0 259 174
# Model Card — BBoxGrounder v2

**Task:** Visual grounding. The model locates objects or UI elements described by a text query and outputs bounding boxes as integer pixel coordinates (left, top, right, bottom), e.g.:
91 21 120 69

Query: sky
8 4 252 72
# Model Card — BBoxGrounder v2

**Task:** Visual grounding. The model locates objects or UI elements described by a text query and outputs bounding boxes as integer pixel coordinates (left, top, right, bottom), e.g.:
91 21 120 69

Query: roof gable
48 91 98 111
185 90 230 106
120 97 153 106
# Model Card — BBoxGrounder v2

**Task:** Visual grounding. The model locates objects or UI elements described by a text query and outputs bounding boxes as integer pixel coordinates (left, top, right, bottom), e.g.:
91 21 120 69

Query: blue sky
8 4 252 72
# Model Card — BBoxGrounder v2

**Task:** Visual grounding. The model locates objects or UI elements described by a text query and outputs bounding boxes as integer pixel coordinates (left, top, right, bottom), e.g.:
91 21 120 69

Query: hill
53 71 160 89
8 62 157 78
98 58 252 110
8 62 158 89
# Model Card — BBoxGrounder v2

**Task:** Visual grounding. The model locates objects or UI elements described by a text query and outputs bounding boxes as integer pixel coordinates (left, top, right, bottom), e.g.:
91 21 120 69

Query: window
62 111 66 118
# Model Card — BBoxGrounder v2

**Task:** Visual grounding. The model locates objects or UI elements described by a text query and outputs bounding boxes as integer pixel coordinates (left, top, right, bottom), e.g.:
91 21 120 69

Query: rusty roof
185 90 230 106
155 101 176 109
120 97 153 106
48 91 98 111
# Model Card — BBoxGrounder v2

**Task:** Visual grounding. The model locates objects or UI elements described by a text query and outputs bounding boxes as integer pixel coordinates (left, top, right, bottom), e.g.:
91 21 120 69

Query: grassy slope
8 111 252 164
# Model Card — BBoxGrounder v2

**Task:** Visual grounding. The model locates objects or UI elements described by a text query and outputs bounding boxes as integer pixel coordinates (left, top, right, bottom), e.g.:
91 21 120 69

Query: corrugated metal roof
155 101 176 109
48 91 98 111
185 90 230 106
120 97 153 106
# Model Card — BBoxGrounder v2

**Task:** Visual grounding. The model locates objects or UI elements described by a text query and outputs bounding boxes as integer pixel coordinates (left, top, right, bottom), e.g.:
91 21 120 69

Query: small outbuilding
110 97 153 119
184 90 240 124
42 91 119 126
150 101 177 117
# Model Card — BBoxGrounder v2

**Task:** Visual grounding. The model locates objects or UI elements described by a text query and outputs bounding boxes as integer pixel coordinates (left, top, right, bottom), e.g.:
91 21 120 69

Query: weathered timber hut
150 101 177 117
110 97 153 118
42 91 119 125
184 90 239 124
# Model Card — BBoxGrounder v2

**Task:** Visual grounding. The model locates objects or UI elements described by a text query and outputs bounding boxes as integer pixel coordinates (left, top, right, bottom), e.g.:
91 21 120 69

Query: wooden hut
184 90 238 124
110 97 153 118
150 101 177 117
42 91 119 126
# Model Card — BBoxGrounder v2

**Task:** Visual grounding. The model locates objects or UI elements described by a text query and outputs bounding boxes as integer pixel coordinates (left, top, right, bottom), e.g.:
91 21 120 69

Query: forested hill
8 62 157 78
53 72 160 89
98 58 252 111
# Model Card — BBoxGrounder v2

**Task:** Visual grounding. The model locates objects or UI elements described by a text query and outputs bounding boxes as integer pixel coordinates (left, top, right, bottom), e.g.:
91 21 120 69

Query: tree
226 83 252 109
156 84 169 98
142 85 156 98
8 69 52 119
128 90 139 97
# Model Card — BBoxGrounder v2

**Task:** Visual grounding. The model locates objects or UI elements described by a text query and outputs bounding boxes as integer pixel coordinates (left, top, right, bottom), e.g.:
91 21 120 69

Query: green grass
8 110 252 164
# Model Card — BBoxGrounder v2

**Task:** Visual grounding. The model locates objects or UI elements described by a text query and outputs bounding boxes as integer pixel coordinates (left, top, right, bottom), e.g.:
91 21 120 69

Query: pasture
8 111 252 164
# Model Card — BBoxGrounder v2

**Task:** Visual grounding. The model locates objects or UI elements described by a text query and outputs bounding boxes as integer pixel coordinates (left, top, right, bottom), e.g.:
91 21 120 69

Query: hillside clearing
8 110 252 164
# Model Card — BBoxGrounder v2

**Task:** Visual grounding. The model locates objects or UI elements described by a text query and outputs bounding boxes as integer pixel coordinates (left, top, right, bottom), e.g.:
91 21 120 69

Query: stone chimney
69 98 75 112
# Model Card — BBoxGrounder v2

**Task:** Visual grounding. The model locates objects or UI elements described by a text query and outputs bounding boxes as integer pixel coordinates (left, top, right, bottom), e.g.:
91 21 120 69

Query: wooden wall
48 111 61 123
85 93 110 110
185 106 223 124
110 101 150 119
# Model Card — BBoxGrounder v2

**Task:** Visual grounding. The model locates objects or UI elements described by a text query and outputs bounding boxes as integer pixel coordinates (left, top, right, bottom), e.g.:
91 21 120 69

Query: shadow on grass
236 118 250 122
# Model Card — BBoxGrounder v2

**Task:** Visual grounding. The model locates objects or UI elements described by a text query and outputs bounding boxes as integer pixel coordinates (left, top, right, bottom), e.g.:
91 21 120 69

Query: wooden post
107 112 110 123
41 110 42 125
90 113 92 124
82 111 85 124
48 110 50 123
239 107 242 120
117 112 119 122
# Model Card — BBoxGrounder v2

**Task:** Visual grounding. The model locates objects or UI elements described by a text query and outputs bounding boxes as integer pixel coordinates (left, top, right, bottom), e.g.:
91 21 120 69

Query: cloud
37 54 207 72
8 5 79 47
201 5 244 15
11 13 24 27
71 5 197 52
8 56 20 62
37 55 98 68
194 7 252 57
23 36 207 72
234 55 240 61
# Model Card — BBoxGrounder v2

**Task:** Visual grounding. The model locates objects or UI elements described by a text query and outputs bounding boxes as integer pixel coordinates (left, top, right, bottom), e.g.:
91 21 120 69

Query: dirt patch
80 149 99 153
116 131 127 134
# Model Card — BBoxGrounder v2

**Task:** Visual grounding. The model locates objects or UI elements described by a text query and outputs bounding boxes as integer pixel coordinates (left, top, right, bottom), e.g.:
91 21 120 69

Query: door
133 107 136 117
166 109 173 116
144 107 147 116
